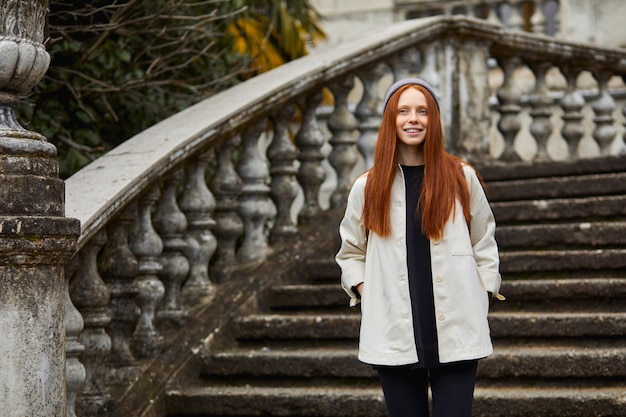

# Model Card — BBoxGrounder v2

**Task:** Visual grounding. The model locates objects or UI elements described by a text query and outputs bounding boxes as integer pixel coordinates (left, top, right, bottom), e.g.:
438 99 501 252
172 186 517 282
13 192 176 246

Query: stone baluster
328 75 360 208
464 3 478 17
237 118 275 263
296 91 327 223
487 2 503 25
65 257 85 417
528 61 554 161
0 2 80 415
355 64 386 169
591 70 617 155
559 67 585 159
153 170 189 325
129 188 164 358
267 105 299 241
389 47 420 82
417 43 447 132
98 206 140 385
70 230 112 416
209 136 244 281
545 0 560 36
530 0 547 34
507 0 525 30
496 56 523 161
178 150 217 306
454 40 492 159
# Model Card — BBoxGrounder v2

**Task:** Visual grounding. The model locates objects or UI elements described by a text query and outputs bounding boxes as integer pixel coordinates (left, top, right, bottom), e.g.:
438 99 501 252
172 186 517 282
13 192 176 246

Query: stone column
450 38 492 159
0 1 80 416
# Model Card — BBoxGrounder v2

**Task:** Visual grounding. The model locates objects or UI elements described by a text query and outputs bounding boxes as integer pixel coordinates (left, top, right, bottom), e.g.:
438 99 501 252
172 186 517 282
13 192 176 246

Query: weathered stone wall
560 0 626 48
311 0 396 48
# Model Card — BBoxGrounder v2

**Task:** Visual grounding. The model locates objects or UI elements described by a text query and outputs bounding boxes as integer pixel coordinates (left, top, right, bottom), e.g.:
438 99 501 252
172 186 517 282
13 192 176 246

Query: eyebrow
397 104 428 109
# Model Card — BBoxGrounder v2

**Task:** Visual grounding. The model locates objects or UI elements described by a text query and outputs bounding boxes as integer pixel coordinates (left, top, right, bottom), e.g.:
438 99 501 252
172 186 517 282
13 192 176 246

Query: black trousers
376 360 478 417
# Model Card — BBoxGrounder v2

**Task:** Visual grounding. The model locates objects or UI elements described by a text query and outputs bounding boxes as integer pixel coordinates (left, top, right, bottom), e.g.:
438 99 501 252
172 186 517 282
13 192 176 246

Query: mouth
404 128 423 133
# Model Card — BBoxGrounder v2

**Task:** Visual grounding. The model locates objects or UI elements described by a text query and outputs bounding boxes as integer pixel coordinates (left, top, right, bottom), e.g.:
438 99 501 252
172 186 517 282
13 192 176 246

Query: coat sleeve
335 176 368 307
464 165 504 300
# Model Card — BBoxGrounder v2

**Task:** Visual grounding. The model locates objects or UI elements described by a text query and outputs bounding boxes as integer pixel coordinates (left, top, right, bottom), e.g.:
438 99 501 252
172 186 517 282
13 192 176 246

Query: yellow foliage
226 1 326 76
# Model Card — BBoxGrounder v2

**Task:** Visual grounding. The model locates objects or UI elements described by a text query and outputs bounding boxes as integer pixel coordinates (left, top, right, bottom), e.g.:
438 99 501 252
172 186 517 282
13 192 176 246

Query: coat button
437 313 446 321
435 275 443 282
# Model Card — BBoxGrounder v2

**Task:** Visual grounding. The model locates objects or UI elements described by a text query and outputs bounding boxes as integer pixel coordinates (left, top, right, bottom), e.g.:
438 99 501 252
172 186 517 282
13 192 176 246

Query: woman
336 78 503 417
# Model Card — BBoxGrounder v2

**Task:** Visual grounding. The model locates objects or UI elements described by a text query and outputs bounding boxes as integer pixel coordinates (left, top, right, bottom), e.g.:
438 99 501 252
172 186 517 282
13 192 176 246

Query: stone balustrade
64 15 626 416
395 0 560 36
3 11 625 416
62 17 624 415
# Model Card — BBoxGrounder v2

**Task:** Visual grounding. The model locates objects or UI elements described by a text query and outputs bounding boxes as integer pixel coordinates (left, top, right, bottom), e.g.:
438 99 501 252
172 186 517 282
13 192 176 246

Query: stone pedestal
0 1 81 415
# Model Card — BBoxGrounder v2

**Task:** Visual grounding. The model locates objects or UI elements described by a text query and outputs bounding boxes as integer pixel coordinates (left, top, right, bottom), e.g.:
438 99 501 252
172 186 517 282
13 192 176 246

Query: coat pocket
447 234 473 256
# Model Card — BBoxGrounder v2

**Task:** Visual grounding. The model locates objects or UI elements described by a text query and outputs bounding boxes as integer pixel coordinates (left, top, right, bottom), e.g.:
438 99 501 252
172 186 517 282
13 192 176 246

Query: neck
397 149 424 166
396 140 425 165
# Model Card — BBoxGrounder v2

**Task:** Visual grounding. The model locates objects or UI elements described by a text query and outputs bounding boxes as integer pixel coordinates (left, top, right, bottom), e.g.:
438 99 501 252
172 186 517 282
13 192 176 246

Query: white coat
336 164 502 366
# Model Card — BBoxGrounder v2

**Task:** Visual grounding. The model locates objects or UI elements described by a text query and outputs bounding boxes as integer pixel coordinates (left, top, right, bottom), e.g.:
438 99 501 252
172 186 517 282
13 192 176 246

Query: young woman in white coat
336 78 503 417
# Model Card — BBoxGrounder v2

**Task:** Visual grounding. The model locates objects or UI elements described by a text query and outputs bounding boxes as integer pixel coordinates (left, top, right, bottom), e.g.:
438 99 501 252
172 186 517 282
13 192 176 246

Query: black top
401 164 440 368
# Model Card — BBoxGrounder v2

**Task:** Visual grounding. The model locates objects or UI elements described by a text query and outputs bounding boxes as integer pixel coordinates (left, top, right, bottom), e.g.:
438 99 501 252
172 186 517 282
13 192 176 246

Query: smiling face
395 87 428 165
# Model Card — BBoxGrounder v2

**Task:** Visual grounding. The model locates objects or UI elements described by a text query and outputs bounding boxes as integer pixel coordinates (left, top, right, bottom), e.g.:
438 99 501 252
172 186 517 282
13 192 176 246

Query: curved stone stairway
166 156 626 417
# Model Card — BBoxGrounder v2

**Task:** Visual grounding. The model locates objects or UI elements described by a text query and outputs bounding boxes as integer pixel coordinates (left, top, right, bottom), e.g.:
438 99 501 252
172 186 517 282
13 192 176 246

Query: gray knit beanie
382 78 440 115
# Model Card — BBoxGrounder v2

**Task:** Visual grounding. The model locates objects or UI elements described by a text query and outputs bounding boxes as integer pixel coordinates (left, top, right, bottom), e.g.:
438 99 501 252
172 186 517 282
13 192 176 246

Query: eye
418 108 428 115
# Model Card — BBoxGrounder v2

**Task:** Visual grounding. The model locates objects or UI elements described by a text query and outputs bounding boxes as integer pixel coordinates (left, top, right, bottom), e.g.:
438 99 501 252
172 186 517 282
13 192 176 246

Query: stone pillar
450 38 492 159
0 1 80 416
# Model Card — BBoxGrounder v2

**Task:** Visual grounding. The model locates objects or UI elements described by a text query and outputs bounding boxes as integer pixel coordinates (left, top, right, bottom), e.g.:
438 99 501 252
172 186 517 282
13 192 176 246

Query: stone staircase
166 156 626 417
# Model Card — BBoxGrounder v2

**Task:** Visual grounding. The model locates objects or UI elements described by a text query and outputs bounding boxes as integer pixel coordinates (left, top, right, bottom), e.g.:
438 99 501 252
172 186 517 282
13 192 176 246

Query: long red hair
362 84 471 240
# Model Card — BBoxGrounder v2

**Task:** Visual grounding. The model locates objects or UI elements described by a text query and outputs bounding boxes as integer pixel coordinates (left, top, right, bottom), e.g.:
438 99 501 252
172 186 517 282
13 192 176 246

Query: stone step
500 278 626 300
474 381 626 417
267 284 347 310
266 278 626 312
499 248 626 274
201 343 626 379
488 311 626 338
166 383 626 417
495 278 626 312
309 237 626 283
233 313 359 340
305 258 341 283
202 347 373 378
166 385 389 417
491 194 626 224
478 155 626 182
481 342 626 379
486 172 626 203
305 257 342 281
496 221 626 249
233 311 626 341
